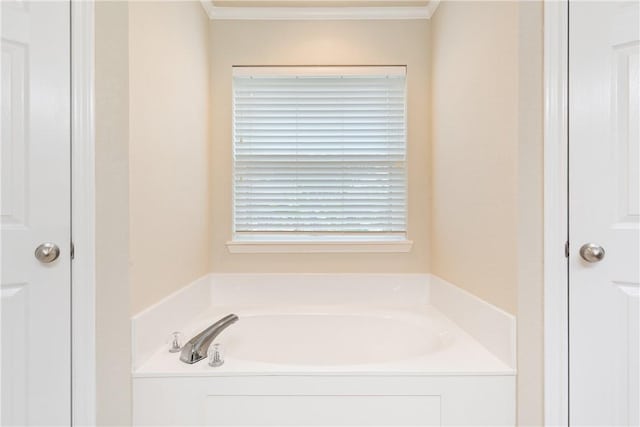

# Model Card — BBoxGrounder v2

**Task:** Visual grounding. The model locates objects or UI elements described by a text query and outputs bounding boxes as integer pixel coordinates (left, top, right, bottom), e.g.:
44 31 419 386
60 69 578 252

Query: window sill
225 240 414 254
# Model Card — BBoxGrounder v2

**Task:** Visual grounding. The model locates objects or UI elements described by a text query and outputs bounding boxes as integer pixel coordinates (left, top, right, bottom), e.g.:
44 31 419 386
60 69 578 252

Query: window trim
225 239 414 254
229 65 411 253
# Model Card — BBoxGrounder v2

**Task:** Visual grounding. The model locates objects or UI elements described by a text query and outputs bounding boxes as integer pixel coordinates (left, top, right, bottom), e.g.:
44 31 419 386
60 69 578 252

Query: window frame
228 65 413 253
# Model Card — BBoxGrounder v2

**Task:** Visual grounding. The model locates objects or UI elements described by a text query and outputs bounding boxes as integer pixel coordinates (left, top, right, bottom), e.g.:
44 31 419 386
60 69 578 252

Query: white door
1 1 71 425
570 1 640 425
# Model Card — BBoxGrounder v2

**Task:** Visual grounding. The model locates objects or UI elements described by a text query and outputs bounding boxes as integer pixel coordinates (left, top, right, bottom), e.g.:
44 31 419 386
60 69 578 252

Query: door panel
569 1 640 425
1 1 71 425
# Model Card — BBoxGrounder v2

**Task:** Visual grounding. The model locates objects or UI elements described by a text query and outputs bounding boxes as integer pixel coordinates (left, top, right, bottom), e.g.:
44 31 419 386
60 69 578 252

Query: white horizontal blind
233 66 407 237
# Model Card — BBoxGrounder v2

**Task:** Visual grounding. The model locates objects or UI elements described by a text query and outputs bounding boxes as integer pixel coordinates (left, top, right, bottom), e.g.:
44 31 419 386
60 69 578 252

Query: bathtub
133 274 516 426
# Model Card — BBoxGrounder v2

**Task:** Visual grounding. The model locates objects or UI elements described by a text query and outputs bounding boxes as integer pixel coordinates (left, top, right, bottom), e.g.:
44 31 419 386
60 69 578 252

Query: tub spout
180 314 239 364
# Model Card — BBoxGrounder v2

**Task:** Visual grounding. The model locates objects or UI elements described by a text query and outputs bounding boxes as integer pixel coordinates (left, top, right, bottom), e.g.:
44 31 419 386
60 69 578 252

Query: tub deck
134 304 513 377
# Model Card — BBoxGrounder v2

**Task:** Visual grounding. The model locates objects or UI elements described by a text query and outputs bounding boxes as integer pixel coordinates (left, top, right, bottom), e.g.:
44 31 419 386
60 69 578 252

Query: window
231 66 409 251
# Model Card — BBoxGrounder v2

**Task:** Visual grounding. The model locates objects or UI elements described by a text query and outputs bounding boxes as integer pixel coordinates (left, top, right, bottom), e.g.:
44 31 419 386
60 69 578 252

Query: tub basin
220 312 448 366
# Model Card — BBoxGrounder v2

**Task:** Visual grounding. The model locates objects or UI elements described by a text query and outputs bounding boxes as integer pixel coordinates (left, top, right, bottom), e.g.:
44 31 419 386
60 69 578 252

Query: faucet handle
208 343 225 367
167 331 183 353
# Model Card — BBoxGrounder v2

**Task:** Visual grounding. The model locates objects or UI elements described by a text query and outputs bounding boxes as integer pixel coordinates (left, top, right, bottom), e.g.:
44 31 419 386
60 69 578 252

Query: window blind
232 66 407 238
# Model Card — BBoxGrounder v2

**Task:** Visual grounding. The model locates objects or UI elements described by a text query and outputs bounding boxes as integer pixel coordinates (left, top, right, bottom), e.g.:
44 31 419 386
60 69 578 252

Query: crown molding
199 0 439 20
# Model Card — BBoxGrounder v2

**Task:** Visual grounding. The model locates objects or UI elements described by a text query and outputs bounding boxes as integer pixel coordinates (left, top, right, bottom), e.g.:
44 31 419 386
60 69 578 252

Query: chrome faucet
180 314 239 364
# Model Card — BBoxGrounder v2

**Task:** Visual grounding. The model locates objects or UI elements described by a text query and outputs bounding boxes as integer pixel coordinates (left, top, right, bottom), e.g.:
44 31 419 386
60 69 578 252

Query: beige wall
431 1 544 424
210 20 431 273
431 1 518 314
95 2 131 425
96 3 543 423
95 2 211 423
129 1 211 314
516 2 544 425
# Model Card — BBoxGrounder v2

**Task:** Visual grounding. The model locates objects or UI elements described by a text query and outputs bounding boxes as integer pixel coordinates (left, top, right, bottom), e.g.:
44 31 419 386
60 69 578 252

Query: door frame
71 1 96 425
544 0 570 425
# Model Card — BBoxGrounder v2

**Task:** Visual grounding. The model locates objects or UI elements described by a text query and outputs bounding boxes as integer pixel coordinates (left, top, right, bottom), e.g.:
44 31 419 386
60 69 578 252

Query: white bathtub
133 274 516 426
